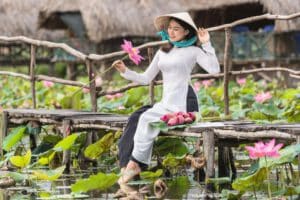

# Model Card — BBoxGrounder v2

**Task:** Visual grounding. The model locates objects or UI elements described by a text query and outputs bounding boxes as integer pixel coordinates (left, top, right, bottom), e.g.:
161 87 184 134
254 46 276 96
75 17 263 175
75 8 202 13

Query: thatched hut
0 0 65 67
38 0 300 42
0 0 64 40
38 0 300 62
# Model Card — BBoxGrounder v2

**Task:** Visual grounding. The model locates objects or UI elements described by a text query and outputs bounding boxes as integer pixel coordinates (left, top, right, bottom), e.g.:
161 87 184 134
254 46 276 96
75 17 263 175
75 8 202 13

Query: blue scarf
157 30 197 47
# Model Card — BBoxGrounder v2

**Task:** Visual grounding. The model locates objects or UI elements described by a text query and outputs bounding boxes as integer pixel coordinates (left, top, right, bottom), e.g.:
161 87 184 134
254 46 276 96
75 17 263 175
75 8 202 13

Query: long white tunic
121 42 220 164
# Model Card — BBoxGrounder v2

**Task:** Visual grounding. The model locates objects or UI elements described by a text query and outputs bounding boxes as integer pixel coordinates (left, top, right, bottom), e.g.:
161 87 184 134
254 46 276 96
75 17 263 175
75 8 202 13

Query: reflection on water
0 172 221 200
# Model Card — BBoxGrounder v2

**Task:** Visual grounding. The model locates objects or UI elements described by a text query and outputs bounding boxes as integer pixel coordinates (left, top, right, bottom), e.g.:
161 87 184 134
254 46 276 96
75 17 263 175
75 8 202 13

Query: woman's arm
113 51 160 85
195 28 220 74
195 42 220 74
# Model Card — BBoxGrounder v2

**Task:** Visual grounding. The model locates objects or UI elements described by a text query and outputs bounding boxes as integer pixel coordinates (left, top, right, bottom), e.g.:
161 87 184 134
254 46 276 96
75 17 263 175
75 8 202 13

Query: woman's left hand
197 28 210 44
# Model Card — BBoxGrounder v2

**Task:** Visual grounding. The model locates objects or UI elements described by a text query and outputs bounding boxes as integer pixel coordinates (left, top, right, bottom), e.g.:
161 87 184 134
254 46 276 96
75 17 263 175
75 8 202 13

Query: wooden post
30 45 37 108
203 130 215 191
62 119 71 173
297 136 300 173
148 47 155 105
0 111 8 156
66 63 76 80
223 28 232 116
85 59 97 167
86 59 97 112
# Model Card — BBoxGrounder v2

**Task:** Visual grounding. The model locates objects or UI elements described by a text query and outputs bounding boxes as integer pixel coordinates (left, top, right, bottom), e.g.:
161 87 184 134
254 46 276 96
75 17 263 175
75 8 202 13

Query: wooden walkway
1 108 300 181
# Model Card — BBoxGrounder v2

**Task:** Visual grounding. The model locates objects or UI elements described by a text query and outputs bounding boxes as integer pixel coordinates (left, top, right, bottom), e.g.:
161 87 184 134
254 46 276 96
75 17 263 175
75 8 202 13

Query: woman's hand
197 28 210 44
112 60 126 73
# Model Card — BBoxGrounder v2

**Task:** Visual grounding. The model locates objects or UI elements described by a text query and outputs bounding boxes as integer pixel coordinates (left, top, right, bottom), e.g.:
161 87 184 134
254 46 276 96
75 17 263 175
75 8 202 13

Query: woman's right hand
112 60 126 73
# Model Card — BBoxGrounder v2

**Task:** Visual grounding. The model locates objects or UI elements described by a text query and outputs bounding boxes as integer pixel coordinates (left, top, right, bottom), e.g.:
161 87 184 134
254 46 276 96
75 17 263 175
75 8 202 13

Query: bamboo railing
0 13 300 113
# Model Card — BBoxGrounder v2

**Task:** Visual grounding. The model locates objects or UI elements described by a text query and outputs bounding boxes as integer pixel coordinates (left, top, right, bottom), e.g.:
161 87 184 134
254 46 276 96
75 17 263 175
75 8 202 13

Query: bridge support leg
0 111 8 156
203 130 215 192
62 120 71 173
297 136 300 174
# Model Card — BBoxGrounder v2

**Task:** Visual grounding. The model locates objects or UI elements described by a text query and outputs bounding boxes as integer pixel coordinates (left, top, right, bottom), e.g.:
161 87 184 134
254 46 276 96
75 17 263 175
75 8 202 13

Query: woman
113 12 220 184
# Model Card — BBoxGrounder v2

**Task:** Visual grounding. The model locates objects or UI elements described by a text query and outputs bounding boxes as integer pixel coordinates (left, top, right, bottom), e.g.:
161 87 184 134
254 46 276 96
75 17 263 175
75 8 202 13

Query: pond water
0 167 224 200
1 151 299 199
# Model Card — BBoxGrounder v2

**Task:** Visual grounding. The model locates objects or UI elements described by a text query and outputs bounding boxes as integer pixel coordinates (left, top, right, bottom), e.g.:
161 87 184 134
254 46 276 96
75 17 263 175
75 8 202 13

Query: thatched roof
188 0 300 32
1 0 299 43
38 0 189 43
0 0 64 40
38 0 300 43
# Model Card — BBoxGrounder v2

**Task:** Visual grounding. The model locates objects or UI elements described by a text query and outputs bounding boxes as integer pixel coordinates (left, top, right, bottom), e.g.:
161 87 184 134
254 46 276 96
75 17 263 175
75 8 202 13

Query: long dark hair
160 17 197 53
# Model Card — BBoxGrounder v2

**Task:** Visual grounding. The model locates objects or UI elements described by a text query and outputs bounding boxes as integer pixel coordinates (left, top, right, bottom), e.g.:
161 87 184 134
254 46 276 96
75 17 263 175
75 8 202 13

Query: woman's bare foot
118 161 141 184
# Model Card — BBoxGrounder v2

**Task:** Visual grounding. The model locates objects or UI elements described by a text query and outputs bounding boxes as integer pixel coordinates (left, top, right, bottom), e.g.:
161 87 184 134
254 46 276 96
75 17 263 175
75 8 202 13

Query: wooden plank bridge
1 108 300 182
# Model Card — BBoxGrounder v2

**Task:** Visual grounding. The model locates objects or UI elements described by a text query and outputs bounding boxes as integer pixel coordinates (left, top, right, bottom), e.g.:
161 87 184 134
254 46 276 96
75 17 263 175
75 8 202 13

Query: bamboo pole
223 28 232 115
36 75 89 88
30 45 37 108
147 47 155 105
203 130 215 191
0 36 86 60
1 66 299 92
96 67 300 97
86 60 97 112
62 119 71 173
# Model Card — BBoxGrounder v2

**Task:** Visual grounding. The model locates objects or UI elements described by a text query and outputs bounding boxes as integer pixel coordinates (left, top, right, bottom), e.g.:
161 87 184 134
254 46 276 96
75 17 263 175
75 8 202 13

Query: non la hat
154 12 198 33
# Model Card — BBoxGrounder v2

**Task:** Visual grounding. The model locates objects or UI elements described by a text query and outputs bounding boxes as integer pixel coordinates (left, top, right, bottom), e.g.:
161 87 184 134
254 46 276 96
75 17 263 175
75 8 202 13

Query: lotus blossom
193 81 201 92
160 111 196 126
42 80 54 88
237 78 246 86
82 88 90 94
105 93 123 100
121 39 144 65
201 79 214 88
118 105 125 110
254 92 272 103
95 77 103 87
245 139 283 159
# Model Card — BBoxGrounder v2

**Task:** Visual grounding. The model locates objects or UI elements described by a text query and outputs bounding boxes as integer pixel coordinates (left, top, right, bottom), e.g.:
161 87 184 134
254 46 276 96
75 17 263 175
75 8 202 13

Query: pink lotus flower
201 79 214 88
115 93 123 98
254 92 272 103
105 93 123 100
105 94 114 100
193 81 201 92
95 77 103 87
121 39 145 65
161 112 196 126
245 139 283 159
118 105 125 110
237 78 246 86
43 80 54 88
82 88 90 94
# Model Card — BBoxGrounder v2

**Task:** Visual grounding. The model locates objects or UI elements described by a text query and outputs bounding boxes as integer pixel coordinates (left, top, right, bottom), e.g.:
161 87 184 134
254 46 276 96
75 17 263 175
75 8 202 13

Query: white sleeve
120 51 160 85
195 42 220 74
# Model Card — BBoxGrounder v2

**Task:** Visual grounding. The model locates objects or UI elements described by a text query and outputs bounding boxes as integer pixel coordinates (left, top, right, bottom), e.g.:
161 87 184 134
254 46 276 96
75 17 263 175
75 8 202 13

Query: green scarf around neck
157 30 197 47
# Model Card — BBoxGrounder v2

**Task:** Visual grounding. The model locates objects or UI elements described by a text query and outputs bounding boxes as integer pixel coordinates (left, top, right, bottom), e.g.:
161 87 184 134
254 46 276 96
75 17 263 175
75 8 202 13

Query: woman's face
167 19 189 42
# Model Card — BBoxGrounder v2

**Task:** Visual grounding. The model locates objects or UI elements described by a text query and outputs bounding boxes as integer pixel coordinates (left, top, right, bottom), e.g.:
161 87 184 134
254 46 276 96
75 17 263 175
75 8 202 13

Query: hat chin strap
157 30 197 48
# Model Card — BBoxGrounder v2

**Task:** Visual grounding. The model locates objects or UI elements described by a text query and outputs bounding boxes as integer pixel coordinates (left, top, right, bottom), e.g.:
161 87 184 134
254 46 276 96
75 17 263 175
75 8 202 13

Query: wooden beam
148 47 155 105
223 28 232 115
203 131 215 191
30 45 37 108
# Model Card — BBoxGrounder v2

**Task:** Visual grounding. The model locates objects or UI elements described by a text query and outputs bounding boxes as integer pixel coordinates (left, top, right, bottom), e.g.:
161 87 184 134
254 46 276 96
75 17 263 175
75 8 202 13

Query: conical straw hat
154 12 198 33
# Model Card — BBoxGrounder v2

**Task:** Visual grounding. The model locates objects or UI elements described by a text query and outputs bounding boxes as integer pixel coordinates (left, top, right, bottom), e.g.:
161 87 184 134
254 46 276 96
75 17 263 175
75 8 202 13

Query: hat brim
154 13 198 33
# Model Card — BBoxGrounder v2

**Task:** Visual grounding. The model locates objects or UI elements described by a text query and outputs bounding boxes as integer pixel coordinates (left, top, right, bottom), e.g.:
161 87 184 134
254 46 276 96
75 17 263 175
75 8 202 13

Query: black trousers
118 85 199 169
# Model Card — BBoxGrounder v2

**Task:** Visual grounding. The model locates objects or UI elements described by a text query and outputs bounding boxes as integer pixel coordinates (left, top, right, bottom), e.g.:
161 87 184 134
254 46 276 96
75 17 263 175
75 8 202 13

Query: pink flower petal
237 78 246 86
82 88 90 94
121 40 144 65
254 92 272 103
263 139 275 152
43 80 54 88
193 81 201 92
